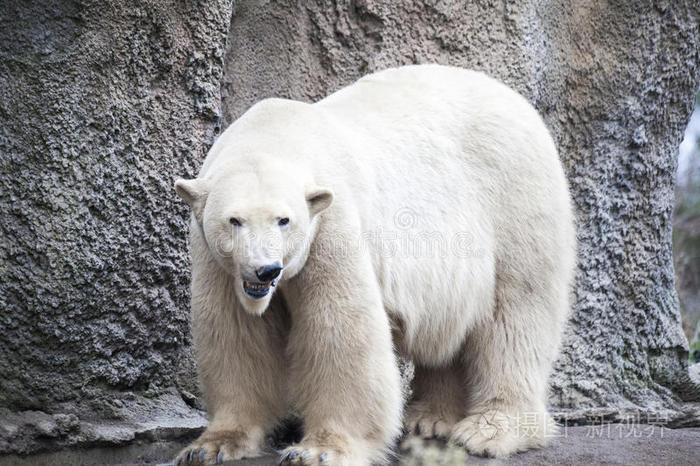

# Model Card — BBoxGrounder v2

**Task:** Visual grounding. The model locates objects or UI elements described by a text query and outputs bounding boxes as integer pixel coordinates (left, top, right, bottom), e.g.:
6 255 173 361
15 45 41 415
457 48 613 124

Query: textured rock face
1 0 699 457
0 0 231 452
222 0 700 410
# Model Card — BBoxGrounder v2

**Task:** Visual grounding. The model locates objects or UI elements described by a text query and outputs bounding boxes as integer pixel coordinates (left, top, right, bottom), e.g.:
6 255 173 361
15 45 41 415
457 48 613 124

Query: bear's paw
174 429 262 465
404 403 460 440
449 409 547 458
279 432 372 466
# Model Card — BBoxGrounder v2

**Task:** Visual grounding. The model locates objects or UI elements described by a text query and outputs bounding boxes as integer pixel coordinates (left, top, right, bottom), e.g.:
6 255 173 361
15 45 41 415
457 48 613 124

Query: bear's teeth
244 281 271 291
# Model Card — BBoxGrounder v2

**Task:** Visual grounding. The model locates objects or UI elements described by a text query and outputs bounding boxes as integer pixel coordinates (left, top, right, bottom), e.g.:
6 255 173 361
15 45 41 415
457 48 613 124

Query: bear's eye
229 217 242 226
278 217 290 226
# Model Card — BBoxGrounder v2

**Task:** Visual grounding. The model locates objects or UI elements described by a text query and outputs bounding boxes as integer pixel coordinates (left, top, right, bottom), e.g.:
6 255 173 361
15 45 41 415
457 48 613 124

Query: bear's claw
177 446 217 465
175 448 224 466
175 445 233 465
404 401 460 440
174 428 263 465
280 446 332 465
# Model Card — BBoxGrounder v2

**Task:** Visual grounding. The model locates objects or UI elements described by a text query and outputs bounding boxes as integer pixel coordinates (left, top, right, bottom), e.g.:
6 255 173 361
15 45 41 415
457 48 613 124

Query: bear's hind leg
450 282 565 458
405 360 465 439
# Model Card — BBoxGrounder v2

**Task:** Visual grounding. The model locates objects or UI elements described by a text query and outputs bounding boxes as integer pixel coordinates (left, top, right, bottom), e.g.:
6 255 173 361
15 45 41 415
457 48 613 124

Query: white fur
173 64 576 465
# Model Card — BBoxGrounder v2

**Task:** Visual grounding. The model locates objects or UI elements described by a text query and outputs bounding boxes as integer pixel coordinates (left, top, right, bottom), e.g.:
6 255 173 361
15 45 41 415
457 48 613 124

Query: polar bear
173 64 576 465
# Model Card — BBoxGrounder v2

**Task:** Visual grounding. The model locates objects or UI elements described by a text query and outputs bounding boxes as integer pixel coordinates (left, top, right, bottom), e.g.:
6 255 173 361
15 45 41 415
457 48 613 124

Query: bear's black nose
256 263 282 282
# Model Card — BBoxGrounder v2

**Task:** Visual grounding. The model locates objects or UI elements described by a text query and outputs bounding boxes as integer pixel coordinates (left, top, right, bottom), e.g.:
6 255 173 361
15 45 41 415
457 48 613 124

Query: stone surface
2 425 699 465
0 390 207 456
2 0 700 460
0 0 231 455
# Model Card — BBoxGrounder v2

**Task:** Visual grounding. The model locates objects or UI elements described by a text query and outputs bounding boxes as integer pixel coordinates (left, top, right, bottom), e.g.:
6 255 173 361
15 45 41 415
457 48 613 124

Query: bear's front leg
176 296 288 465
281 244 402 466
175 233 289 465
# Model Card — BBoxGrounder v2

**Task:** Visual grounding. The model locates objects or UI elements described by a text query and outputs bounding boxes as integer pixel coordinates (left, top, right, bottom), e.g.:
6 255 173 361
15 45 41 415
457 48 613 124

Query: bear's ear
174 178 209 219
306 187 334 217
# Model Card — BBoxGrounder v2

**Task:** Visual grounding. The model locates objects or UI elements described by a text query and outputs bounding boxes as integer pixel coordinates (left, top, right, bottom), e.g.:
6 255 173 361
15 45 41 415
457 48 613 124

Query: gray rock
2 425 699 465
0 0 229 455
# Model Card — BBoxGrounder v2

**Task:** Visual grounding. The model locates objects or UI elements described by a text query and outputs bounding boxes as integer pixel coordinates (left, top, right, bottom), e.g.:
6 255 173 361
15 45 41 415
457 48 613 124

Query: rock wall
1 0 699 457
0 0 231 454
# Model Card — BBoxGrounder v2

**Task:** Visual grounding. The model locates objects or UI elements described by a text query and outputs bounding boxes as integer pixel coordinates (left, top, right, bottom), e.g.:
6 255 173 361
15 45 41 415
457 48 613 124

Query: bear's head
174 161 333 315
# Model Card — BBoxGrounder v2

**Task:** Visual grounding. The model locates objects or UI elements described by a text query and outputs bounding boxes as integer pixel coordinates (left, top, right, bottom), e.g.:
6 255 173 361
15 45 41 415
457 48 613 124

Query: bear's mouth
242 280 275 299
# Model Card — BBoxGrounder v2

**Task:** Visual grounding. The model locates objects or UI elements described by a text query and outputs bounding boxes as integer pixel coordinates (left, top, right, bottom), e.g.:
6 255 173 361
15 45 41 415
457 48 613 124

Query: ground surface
2 424 698 465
